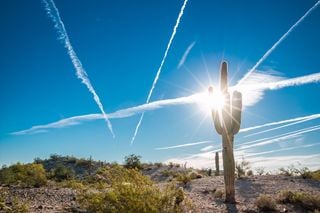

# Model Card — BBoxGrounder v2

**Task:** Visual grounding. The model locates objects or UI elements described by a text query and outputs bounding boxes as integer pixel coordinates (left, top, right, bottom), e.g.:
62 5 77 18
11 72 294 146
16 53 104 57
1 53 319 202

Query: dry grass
255 194 277 211
278 190 320 211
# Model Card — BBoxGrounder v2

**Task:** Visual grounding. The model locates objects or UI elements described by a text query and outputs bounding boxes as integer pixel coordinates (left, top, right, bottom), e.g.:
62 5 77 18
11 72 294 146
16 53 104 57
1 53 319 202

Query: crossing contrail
237 0 320 86
42 0 115 137
131 0 189 144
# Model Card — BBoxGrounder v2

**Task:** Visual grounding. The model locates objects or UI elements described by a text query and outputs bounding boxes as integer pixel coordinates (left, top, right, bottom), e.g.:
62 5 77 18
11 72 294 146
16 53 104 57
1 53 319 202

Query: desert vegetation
0 155 319 212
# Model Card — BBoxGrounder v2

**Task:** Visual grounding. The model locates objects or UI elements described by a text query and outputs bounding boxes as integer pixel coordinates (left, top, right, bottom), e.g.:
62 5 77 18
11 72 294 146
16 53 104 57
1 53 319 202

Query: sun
197 87 226 115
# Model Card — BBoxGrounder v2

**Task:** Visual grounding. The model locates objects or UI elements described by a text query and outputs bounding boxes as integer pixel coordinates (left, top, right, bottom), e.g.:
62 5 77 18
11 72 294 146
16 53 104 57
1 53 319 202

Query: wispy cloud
200 145 215 152
42 0 114 137
131 0 189 144
177 41 196 69
237 0 320 85
236 72 320 107
154 140 211 150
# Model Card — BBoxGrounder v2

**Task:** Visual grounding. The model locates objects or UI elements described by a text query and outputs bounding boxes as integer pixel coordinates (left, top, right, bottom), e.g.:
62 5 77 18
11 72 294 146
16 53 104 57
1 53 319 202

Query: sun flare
198 87 226 115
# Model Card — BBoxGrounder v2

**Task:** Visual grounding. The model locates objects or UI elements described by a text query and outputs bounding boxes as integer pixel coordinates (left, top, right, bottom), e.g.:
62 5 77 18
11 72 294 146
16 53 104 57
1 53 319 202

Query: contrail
131 0 189 144
238 124 320 147
177 41 196 69
42 0 115 137
11 71 320 136
240 113 320 133
238 125 320 150
154 140 212 150
11 93 201 135
244 142 320 157
237 0 320 85
244 116 319 137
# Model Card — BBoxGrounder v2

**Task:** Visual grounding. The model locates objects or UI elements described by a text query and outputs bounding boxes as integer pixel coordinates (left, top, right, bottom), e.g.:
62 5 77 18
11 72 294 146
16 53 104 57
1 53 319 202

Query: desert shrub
0 189 29 213
78 165 190 213
75 158 92 169
162 169 171 177
51 164 75 181
189 171 202 179
124 154 142 170
279 165 300 176
236 157 250 178
294 167 320 180
255 194 277 211
278 190 320 211
49 154 61 161
33 157 43 164
64 156 77 164
214 189 224 199
161 170 180 178
255 167 265 176
154 162 162 168
0 163 47 187
309 170 320 180
247 170 253 176
169 162 174 168
57 179 85 190
176 174 192 187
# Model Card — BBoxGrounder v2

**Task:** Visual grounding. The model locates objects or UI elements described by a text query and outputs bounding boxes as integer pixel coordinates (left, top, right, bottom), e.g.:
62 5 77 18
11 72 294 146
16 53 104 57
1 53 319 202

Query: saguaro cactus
209 61 242 203
215 152 219 176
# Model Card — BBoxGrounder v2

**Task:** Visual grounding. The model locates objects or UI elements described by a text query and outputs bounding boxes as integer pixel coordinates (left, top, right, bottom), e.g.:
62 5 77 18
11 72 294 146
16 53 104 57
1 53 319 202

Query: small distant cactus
215 152 219 176
209 61 242 203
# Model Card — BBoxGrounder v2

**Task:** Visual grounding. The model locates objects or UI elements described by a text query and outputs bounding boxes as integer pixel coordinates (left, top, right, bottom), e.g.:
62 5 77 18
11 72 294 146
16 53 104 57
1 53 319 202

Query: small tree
124 154 142 170
52 164 75 181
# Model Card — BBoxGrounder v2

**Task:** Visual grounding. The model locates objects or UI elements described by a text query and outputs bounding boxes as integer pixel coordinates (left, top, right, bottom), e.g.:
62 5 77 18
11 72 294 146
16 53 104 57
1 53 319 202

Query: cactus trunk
222 133 235 203
215 152 219 176
209 61 242 204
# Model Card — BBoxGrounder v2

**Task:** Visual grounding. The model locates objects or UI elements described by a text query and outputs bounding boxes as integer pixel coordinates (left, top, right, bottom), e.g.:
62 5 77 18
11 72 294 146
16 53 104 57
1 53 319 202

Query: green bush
78 165 191 213
255 194 277 211
176 173 192 187
51 164 75 181
0 163 47 187
124 154 142 170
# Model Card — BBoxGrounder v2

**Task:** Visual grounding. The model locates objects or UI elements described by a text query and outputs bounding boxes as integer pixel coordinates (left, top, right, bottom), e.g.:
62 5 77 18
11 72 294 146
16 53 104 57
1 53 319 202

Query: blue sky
1 0 320 171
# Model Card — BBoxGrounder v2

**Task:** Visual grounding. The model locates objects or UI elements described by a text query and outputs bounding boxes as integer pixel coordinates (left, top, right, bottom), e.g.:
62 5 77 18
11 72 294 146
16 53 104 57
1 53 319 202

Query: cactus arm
231 91 242 135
